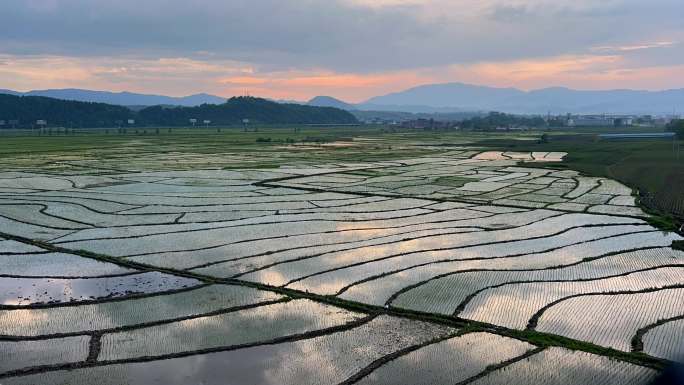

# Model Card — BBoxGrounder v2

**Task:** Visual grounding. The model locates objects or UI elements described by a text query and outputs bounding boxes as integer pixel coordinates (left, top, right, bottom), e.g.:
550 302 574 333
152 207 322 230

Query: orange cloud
592 41 675 52
217 70 433 102
2 53 684 102
460 55 622 81
216 54 684 101
441 54 684 91
277 74 391 88
220 76 269 85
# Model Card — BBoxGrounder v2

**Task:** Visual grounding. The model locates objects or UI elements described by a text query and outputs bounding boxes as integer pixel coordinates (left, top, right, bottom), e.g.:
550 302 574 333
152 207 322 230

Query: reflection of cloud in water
244 270 290 286
642 318 684 362
6 316 455 385
357 332 534 385
99 299 364 360
334 222 402 238
288 278 350 295
467 347 656 385
465 269 684 330
0 285 279 337
1 309 50 327
0 272 199 305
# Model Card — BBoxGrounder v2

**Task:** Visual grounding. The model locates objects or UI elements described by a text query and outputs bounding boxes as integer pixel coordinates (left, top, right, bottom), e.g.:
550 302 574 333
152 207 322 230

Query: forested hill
0 94 134 127
138 97 358 125
0 94 358 127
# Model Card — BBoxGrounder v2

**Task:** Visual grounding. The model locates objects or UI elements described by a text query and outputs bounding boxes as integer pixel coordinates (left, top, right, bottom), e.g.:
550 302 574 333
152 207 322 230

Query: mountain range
0 94 357 127
0 89 225 107
3 82 684 115
307 96 357 111
360 83 684 115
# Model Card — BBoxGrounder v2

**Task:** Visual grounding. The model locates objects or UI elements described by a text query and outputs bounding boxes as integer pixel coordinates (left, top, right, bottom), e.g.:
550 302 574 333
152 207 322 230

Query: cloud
0 0 682 99
4 52 683 103
0 55 252 95
219 70 432 102
1 0 681 72
592 41 676 52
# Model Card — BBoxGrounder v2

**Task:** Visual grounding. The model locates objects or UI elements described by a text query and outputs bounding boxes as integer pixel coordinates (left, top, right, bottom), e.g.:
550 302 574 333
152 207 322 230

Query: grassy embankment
2 125 681 230
473 132 684 232
0 126 435 169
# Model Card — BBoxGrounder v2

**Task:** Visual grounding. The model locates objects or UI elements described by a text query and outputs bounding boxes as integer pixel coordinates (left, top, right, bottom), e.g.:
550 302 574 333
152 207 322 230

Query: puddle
0 272 200 306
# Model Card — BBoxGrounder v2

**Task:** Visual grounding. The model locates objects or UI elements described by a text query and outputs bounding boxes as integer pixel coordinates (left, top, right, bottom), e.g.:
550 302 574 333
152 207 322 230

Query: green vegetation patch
672 240 684 252
434 175 473 187
222 163 281 170
473 135 684 227
344 169 397 178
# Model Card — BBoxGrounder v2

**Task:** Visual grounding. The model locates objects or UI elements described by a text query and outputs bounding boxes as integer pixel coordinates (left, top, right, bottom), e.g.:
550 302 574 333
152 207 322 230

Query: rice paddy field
0 128 682 384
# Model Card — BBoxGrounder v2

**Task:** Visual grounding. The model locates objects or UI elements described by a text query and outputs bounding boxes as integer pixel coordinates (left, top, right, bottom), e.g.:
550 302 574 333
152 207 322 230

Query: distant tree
137 97 358 126
546 117 567 127
459 112 547 131
0 94 133 128
667 119 684 139
673 240 684 251
0 94 357 129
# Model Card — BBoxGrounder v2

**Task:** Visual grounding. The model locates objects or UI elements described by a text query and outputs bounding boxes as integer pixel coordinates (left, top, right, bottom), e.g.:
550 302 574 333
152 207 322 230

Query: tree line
458 112 547 130
0 94 358 128
667 119 684 139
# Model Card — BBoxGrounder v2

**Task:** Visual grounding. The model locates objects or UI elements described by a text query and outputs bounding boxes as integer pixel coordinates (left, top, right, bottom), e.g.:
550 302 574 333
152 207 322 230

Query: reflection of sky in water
468 347 656 385
288 226 668 296
253 217 644 289
0 161 677 383
0 284 281 337
642 318 684 362
465 269 684 330
193 223 483 279
357 332 533 385
0 272 199 305
0 336 90 374
379 246 683 315
0 239 45 253
537 287 684 352
1 252 133 276
6 316 454 385
99 299 364 360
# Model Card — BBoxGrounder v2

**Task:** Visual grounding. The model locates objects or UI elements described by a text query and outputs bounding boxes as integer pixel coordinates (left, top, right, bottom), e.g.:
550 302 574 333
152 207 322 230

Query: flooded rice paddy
0 149 681 384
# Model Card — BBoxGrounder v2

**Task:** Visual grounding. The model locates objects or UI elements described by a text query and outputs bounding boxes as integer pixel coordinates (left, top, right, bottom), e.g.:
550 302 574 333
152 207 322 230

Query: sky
0 0 682 102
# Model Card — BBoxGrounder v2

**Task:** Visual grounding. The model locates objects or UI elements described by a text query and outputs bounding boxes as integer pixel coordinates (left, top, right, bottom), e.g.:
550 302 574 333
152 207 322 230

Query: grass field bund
0 128 682 384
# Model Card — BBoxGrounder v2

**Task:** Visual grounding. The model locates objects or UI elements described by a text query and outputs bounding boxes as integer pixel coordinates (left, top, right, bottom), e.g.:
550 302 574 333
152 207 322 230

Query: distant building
399 119 459 130
567 115 635 127
495 126 526 131
569 117 616 127
654 118 670 127
599 132 676 140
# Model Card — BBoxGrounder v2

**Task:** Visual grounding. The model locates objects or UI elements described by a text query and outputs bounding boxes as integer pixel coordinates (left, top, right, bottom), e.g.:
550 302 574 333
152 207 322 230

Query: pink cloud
2 53 684 102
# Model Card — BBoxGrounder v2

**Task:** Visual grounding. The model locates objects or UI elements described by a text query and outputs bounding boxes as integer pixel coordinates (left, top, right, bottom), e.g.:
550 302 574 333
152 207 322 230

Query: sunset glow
1 0 682 101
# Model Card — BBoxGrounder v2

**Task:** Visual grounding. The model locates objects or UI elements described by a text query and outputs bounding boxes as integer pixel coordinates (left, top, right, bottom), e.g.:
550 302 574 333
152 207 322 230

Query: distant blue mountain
305 95 470 114
0 89 226 107
4 83 683 114
307 95 357 110
364 83 684 115
365 83 523 109
0 89 21 96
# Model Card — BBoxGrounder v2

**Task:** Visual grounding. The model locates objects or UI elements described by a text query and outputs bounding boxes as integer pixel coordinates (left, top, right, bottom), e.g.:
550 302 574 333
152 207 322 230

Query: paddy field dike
0 134 682 385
